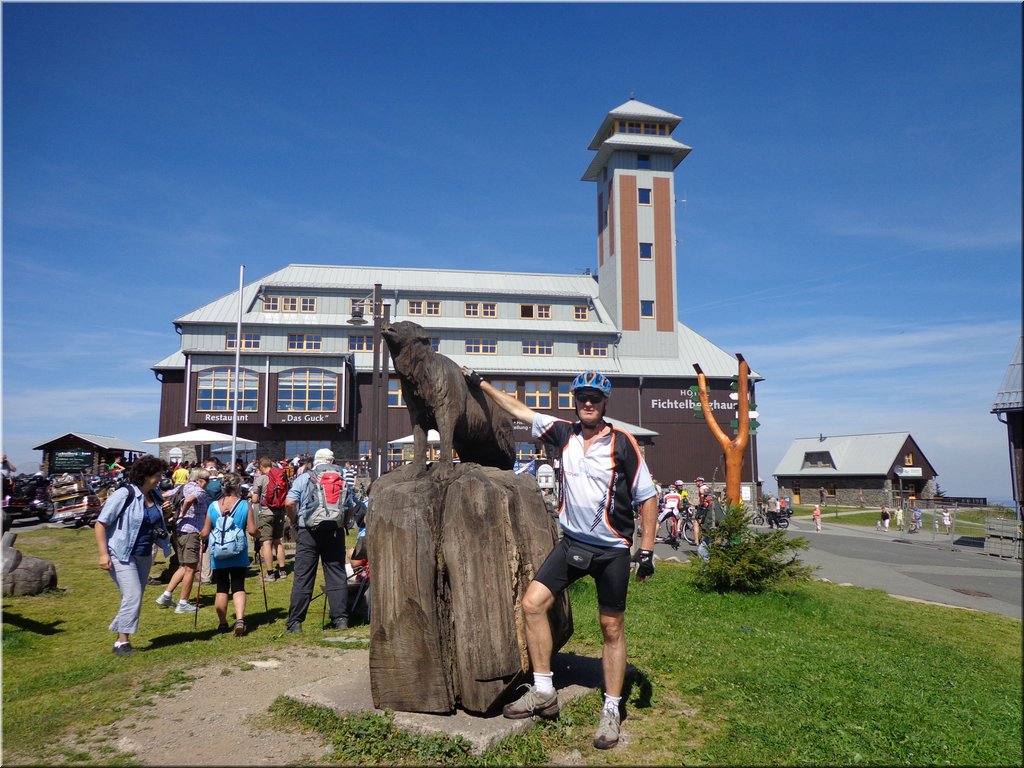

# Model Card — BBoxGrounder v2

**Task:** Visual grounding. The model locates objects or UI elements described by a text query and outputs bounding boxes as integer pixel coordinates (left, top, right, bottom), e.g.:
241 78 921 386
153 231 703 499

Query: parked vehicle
2 473 54 529
49 472 103 527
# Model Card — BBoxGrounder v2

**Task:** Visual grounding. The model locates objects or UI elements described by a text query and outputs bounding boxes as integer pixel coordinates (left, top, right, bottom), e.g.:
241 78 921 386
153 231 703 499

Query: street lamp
347 283 390 480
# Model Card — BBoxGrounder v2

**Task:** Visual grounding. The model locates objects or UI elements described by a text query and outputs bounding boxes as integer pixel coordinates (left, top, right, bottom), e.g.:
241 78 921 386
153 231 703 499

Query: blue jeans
107 551 153 636
286 525 348 628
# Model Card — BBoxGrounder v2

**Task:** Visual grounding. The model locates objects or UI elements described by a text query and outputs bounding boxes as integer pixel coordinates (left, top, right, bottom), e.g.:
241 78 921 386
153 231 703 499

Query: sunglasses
575 392 605 405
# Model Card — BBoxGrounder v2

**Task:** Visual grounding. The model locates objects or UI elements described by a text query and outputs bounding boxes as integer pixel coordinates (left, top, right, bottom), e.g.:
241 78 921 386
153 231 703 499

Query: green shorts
175 532 201 567
257 508 285 540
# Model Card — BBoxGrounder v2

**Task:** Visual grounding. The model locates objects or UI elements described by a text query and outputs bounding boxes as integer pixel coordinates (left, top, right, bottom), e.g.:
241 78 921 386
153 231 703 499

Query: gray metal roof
773 433 913 478
992 336 1023 412
582 134 693 181
588 99 683 149
33 432 148 453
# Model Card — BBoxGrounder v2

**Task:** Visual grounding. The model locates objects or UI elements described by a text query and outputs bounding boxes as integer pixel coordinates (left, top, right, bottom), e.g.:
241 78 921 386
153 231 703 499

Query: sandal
233 619 246 637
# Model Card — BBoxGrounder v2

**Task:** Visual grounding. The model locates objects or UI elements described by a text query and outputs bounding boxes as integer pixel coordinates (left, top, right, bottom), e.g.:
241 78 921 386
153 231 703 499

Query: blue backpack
209 502 247 560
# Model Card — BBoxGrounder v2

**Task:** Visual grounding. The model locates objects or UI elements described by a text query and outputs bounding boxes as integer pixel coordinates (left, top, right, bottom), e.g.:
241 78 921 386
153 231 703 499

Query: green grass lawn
4 526 1022 765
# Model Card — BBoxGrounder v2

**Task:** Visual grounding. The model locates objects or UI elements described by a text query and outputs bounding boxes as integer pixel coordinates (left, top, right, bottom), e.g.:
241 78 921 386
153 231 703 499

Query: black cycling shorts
533 536 631 613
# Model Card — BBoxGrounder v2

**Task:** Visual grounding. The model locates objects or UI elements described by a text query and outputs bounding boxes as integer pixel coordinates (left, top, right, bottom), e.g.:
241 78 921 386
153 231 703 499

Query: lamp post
348 283 390 481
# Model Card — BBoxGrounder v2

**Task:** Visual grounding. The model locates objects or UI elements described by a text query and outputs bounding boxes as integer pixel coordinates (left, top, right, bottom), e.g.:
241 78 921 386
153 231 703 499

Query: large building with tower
151 99 763 495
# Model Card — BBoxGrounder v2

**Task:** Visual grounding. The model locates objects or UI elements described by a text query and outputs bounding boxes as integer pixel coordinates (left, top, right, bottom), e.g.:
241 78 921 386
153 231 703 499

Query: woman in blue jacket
94 455 169 657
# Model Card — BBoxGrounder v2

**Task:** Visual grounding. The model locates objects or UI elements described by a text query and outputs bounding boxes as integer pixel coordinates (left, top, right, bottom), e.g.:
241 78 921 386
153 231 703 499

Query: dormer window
638 154 651 169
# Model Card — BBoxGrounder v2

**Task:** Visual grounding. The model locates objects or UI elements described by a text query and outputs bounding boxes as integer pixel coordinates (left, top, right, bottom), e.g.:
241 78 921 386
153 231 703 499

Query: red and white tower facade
583 99 692 359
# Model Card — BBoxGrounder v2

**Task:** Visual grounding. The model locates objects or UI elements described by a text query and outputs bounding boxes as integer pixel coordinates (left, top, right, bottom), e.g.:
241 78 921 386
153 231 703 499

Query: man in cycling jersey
659 481 685 540
464 368 658 750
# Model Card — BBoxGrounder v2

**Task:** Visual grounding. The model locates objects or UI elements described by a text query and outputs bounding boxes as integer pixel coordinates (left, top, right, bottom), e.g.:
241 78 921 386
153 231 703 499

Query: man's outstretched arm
463 367 538 425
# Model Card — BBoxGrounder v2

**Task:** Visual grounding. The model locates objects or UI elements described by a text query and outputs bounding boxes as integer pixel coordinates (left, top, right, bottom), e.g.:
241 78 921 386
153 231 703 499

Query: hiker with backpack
155 469 211 614
199 473 258 636
283 448 350 633
94 455 171 657
250 457 288 581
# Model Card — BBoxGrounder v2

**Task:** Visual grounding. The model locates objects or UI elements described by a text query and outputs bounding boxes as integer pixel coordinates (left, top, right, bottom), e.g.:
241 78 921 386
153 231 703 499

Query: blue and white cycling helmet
570 371 612 396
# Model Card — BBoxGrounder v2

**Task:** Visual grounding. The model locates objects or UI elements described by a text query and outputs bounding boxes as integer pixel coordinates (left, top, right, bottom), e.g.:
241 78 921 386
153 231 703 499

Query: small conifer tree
691 505 815 593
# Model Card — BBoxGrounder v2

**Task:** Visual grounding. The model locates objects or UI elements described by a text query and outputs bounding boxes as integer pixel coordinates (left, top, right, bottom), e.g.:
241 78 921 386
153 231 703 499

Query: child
812 504 822 532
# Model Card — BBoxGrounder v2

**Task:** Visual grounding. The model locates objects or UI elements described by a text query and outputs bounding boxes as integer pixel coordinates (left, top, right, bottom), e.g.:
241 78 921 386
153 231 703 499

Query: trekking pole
253 534 269 615
193 538 204 632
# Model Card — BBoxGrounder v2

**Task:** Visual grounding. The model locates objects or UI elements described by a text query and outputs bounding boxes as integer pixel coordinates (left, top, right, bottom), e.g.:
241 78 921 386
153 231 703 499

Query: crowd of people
94 450 364 656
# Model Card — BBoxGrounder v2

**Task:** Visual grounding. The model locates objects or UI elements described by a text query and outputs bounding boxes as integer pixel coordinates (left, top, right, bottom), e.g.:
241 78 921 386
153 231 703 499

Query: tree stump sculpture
694 354 752 508
368 462 573 714
2 531 58 596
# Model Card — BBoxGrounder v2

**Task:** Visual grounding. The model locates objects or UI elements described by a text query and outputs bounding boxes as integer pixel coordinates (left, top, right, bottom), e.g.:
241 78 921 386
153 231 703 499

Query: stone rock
3 553 58 596
368 462 572 715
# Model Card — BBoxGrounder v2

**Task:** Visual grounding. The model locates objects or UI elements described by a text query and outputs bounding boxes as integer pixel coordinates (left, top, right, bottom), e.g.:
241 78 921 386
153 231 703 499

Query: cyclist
658 481 684 540
693 477 712 546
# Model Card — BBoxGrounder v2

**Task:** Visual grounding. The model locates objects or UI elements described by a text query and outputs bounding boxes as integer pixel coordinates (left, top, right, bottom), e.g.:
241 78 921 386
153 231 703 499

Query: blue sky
3 2 1021 501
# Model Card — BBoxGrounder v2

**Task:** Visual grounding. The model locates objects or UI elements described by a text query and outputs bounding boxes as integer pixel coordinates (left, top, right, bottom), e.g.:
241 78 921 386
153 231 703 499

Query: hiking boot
265 571 278 582
112 643 135 657
217 623 231 634
286 622 302 634
593 708 621 750
329 618 349 630
502 685 559 720
155 593 174 608
174 602 197 614
233 619 246 637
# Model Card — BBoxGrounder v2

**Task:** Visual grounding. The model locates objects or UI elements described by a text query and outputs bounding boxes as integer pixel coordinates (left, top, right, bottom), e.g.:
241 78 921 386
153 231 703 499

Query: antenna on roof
629 91 636 100
819 433 825 442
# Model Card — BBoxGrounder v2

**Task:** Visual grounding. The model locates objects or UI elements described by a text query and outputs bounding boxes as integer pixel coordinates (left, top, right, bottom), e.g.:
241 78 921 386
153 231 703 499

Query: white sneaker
155 593 174 608
174 602 197 614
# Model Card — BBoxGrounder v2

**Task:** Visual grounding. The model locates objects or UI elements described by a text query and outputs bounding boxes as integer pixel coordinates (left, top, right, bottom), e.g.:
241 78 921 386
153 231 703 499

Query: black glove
462 367 482 387
636 549 655 582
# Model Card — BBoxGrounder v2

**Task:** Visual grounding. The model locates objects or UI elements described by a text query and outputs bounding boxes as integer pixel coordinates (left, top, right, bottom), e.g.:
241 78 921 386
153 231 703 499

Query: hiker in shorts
155 468 210 614
250 457 288 581
200 473 257 636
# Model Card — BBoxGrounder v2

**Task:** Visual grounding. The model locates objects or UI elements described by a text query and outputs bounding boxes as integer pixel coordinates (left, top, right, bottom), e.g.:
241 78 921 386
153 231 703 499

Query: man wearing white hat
284 448 349 632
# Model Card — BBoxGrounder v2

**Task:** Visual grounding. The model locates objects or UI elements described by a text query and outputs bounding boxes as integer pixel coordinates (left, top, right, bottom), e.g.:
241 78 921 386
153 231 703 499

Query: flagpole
231 265 244 472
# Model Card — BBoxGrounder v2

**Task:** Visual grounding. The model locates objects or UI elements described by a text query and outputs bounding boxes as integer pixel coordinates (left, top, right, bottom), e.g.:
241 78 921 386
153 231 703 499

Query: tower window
639 242 653 260
643 124 658 135
638 154 651 169
640 300 655 319
574 305 589 321
638 188 652 205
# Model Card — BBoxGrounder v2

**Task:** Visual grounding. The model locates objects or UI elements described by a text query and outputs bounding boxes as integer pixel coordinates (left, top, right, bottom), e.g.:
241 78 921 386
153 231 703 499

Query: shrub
691 504 815 593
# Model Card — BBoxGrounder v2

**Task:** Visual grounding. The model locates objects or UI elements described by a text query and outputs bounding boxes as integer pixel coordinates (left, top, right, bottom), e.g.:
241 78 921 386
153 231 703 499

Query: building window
464 302 480 317
429 337 440 352
282 296 299 312
638 188 652 205
263 296 280 312
525 381 551 409
358 440 371 462
638 153 651 169
792 481 801 498
465 338 497 354
348 335 373 352
226 331 261 350
388 378 405 408
574 305 589 321
520 303 552 320
425 301 441 316
197 367 259 412
288 334 322 351
627 121 642 134
491 380 518 399
482 302 497 318
516 442 540 461
557 382 574 410
388 443 404 466
639 242 654 260
904 453 914 466
408 300 424 316
577 340 609 357
640 300 655 318
277 368 337 412
287 440 331 460
522 340 554 356
351 298 370 316
300 297 317 313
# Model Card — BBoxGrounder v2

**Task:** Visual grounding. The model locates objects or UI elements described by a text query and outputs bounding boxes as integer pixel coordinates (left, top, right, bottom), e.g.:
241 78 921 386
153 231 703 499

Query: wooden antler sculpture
693 354 751 508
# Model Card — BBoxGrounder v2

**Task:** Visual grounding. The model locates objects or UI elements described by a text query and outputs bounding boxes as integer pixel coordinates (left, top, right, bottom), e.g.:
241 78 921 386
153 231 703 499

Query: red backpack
262 467 288 508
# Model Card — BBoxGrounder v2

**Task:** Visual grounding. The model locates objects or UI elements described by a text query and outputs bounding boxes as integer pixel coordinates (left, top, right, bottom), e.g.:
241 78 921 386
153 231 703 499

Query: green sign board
52 450 93 472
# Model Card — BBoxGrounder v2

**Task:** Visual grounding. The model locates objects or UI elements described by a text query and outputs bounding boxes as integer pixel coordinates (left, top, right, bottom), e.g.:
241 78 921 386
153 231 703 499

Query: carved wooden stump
368 462 572 715
3 532 57 596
